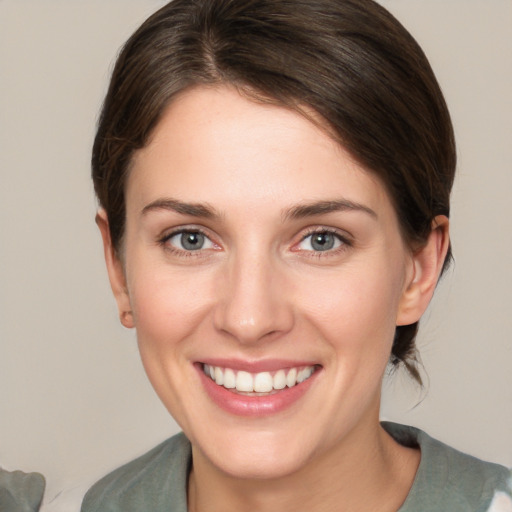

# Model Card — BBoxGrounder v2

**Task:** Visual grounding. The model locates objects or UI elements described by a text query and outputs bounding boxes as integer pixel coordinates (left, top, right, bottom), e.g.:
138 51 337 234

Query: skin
98 85 449 512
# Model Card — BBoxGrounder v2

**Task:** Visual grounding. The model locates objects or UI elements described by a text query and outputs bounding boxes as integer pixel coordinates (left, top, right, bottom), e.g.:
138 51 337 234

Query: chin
191 425 317 481
212 450 311 481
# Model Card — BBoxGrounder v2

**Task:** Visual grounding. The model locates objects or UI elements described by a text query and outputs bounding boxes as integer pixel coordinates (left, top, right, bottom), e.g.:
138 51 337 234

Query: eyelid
170 231 214 250
158 225 220 255
292 226 353 254
156 224 352 258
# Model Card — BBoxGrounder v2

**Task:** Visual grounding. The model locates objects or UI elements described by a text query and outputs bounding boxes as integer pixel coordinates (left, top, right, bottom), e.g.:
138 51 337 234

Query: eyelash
296 228 352 258
158 227 216 258
157 227 352 258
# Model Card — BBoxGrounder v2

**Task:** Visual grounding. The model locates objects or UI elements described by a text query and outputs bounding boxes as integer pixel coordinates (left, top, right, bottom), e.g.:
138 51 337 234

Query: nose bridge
214 243 292 343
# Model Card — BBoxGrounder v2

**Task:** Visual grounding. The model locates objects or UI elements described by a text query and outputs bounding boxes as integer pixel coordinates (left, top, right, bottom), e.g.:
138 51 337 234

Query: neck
187 417 419 512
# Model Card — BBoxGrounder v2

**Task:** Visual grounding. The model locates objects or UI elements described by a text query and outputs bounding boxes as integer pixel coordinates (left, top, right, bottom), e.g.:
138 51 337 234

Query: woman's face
112 85 421 479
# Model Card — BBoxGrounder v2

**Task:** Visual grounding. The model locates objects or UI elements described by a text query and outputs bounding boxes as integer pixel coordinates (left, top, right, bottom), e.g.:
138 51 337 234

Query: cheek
296 259 405 352
126 264 217 418
128 265 215 353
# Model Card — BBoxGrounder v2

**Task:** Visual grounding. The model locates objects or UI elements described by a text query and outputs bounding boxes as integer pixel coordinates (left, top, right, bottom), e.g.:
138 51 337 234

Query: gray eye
180 231 205 250
167 230 214 251
298 231 342 252
311 232 335 251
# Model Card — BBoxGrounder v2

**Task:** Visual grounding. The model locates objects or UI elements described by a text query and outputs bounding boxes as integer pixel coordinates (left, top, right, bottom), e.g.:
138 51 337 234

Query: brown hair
92 0 456 382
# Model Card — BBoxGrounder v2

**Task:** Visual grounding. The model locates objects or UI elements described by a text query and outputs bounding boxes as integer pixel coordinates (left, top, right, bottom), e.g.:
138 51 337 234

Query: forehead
127 85 393 219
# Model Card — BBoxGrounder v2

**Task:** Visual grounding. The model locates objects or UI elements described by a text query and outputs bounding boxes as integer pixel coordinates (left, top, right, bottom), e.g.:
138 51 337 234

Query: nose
213 248 294 344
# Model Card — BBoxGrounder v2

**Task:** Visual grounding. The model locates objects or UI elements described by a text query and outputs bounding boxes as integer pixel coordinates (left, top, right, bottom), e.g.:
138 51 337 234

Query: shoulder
81 432 191 512
383 422 512 512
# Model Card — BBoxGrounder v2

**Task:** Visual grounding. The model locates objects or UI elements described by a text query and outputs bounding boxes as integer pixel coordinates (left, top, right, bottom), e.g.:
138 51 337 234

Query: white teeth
286 368 297 388
236 371 254 392
273 369 286 390
203 364 316 393
254 372 273 393
223 368 236 389
297 367 313 383
214 366 224 386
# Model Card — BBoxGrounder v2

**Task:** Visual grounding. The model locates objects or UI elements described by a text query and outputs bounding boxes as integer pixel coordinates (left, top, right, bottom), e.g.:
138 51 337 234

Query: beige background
1 1 511 510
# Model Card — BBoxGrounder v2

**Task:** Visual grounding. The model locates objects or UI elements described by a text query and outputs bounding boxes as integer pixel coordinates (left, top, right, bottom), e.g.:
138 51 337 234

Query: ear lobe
96 209 134 329
397 215 450 326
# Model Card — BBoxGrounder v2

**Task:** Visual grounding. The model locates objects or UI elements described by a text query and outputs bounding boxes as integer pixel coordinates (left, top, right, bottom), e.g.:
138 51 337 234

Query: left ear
96 208 135 329
397 215 450 326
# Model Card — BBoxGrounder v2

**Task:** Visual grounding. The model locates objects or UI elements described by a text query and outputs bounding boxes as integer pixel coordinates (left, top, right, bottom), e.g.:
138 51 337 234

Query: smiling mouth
202 364 318 395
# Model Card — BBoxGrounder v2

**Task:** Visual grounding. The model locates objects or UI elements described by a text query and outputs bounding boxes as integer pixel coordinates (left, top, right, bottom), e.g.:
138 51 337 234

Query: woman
82 0 511 510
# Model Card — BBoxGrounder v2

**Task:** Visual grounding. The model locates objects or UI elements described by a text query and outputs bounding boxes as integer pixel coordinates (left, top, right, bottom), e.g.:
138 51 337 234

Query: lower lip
196 364 320 417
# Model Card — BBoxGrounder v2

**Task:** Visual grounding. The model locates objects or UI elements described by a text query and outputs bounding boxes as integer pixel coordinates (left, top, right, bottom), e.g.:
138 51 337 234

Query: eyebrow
141 197 376 222
283 199 377 221
141 198 219 219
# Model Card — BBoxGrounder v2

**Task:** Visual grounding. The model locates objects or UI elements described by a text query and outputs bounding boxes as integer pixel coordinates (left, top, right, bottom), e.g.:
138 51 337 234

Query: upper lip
198 358 320 373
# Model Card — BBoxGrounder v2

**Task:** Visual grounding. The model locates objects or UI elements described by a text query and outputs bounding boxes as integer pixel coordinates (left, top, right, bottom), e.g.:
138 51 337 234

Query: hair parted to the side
92 0 456 383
